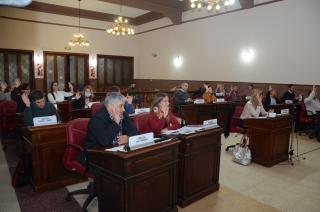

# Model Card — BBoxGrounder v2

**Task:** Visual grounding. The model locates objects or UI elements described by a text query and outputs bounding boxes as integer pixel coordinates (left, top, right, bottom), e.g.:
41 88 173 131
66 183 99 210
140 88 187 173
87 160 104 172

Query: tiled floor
0 144 21 212
2 134 320 211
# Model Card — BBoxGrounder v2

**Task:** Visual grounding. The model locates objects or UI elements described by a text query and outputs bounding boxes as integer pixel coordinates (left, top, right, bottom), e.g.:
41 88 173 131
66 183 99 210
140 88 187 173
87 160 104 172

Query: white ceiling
34 0 150 18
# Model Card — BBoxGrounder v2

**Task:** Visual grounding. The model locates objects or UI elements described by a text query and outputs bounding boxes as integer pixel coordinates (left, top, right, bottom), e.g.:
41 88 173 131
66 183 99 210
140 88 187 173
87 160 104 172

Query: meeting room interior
0 0 320 211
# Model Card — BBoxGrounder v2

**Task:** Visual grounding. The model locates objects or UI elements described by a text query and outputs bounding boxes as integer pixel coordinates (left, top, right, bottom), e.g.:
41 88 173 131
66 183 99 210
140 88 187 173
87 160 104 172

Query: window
0 49 34 87
97 55 133 89
44 52 88 92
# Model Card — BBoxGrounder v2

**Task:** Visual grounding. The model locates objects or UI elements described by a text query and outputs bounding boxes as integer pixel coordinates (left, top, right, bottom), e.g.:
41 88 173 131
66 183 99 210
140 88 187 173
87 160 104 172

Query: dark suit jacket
264 91 280 111
84 106 139 150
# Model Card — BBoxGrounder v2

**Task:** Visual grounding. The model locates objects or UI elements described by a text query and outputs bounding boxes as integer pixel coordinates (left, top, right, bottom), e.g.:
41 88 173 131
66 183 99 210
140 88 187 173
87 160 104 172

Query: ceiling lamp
106 16 134 36
69 0 89 47
106 0 134 36
190 0 234 12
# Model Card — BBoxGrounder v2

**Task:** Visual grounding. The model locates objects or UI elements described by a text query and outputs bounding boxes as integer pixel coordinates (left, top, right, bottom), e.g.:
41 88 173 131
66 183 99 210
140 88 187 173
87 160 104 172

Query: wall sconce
173 56 183 68
241 48 255 63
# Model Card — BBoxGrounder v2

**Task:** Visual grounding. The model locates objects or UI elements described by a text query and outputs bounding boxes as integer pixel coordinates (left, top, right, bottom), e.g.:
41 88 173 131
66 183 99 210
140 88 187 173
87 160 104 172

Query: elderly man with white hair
84 92 139 150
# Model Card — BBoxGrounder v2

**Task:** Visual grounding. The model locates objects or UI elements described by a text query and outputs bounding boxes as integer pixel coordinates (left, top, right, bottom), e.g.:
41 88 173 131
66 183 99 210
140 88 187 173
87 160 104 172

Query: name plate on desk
216 93 224 97
194 99 205 104
281 109 289 115
129 132 154 150
216 98 225 102
203 119 218 126
135 108 150 114
268 112 276 118
33 115 58 126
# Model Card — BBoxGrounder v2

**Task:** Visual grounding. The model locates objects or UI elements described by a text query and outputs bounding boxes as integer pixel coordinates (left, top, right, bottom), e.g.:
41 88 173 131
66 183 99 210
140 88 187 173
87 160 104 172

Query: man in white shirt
304 85 320 115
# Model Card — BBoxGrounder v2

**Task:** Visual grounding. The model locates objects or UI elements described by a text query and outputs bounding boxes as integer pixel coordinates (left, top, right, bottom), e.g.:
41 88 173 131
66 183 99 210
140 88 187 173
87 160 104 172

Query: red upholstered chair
0 101 17 150
298 102 316 135
226 105 246 151
131 112 151 134
90 102 103 116
63 118 96 211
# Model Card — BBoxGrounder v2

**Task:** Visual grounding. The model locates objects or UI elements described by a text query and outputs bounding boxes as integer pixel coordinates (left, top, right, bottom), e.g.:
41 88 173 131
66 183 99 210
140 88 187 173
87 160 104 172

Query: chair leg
65 188 92 201
225 145 235 151
81 191 97 212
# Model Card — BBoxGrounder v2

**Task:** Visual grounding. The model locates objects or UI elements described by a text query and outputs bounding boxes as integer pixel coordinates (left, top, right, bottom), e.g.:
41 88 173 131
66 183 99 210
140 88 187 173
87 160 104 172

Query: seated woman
264 85 280 111
148 93 181 135
72 85 96 109
47 81 74 106
203 86 217 103
215 83 226 97
0 81 11 101
240 89 268 127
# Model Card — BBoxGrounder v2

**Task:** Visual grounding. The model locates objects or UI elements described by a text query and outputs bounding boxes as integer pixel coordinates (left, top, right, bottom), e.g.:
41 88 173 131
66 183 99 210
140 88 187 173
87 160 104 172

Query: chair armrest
65 144 89 174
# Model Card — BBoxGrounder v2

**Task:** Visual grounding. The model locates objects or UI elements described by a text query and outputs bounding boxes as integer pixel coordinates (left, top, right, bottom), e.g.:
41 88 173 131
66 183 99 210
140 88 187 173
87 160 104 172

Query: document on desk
163 125 208 135
105 145 126 152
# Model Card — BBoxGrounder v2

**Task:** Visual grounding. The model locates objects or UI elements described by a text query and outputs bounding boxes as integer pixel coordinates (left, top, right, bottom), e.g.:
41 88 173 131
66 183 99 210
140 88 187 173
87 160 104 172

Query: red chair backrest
0 101 17 130
230 106 244 128
299 102 312 123
91 102 103 116
132 113 151 134
64 118 89 174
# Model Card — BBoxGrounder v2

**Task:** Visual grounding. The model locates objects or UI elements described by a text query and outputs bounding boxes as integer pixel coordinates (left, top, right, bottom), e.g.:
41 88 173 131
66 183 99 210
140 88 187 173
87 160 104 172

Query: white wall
135 0 320 85
0 7 139 77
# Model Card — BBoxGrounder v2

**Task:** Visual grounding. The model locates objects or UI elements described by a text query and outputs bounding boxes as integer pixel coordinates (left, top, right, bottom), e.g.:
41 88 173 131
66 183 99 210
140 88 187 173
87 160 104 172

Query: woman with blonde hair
240 89 268 122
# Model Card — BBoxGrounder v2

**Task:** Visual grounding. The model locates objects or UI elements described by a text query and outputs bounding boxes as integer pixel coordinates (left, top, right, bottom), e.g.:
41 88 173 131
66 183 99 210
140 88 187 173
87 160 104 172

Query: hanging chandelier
190 0 235 11
69 0 89 47
106 0 134 36
106 16 134 36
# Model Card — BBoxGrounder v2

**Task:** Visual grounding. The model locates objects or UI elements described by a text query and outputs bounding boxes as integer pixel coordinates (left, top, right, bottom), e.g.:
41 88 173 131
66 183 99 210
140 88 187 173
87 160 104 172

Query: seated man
173 82 193 113
282 84 298 104
84 92 139 149
304 85 320 141
264 85 280 111
22 90 61 126
304 85 320 115
226 84 241 101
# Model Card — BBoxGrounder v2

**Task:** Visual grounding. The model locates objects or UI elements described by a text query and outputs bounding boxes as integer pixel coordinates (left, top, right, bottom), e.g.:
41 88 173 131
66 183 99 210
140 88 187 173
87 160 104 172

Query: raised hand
21 93 31 107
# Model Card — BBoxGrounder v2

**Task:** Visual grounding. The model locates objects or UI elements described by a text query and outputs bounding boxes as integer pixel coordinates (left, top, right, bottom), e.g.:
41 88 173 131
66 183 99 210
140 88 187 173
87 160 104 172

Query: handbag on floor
11 153 32 188
232 135 251 166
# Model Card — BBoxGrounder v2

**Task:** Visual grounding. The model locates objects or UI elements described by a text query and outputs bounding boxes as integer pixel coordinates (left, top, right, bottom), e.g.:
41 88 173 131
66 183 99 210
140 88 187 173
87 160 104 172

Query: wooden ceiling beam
132 12 164 26
24 1 133 23
98 0 183 24
239 0 254 9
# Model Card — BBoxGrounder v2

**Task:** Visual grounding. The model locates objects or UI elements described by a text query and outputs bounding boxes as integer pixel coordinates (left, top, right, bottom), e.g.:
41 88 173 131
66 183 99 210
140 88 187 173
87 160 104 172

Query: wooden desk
176 127 223 207
269 104 293 114
71 108 91 119
245 116 292 167
181 102 235 131
22 124 85 191
56 101 72 122
87 140 181 212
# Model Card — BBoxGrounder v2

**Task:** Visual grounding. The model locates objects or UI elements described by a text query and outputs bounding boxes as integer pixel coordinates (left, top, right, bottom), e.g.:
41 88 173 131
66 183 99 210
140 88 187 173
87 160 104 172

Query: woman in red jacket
148 93 180 135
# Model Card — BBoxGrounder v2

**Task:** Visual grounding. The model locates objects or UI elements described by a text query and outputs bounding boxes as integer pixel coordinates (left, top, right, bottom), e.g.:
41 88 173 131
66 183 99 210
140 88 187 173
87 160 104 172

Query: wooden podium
177 127 223 207
22 124 85 191
245 116 292 167
181 102 235 130
87 140 181 212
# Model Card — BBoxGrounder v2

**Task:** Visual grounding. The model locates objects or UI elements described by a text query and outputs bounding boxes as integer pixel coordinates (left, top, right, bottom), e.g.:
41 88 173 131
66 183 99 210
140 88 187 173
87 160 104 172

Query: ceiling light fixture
190 0 234 12
69 0 90 47
106 0 134 36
